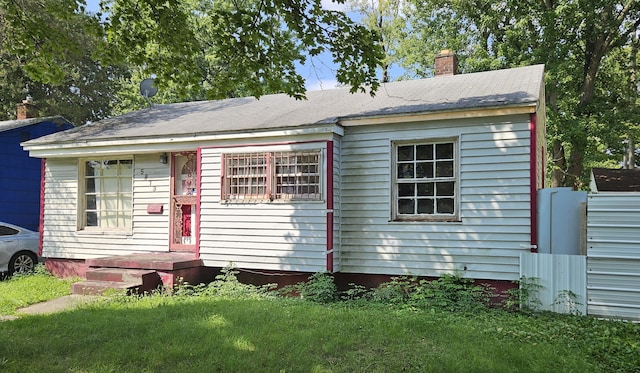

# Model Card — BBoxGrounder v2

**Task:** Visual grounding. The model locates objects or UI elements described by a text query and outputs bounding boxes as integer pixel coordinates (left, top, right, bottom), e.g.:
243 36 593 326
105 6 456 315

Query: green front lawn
0 271 638 372
0 269 77 315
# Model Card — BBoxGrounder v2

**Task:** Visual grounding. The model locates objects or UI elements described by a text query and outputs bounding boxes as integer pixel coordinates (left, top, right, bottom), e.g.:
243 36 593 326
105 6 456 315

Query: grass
1 297 596 372
0 271 638 372
0 268 77 315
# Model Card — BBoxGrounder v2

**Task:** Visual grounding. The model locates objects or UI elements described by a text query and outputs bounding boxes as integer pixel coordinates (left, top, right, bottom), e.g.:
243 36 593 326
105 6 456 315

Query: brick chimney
16 95 39 119
434 49 458 76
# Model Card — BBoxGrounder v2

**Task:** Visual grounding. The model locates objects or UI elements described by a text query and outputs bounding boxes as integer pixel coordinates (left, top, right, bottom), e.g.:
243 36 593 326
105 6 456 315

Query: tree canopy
2 0 383 97
395 0 640 188
0 0 126 123
349 0 406 83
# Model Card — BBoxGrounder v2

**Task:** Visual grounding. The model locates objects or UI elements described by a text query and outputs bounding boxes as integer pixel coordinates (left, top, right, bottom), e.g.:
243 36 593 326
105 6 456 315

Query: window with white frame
393 140 458 221
81 159 133 229
222 150 321 201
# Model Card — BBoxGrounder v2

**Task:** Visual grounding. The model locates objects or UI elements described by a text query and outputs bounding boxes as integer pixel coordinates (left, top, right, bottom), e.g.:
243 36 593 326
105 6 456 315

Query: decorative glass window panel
394 141 457 221
222 150 321 202
82 159 133 229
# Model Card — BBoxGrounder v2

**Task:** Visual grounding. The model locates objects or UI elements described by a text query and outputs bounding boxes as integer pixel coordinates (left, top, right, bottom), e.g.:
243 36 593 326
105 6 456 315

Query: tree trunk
550 139 565 187
568 14 614 189
566 141 586 190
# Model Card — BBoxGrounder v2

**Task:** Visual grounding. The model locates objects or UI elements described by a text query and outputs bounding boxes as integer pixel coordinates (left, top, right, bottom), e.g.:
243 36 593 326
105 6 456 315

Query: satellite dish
139 78 158 99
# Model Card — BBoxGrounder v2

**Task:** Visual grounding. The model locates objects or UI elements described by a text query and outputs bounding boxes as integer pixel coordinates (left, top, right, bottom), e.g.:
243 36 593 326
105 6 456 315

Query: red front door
170 152 198 252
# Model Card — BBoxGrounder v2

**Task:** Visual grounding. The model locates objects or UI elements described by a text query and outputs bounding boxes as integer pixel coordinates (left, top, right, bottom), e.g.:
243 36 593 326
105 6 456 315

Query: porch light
159 153 168 164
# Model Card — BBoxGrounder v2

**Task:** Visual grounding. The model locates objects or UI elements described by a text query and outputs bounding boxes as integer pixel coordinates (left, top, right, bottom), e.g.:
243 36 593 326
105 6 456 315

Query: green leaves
0 0 126 123
1 0 383 111
400 0 640 188
0 0 101 86
100 0 383 99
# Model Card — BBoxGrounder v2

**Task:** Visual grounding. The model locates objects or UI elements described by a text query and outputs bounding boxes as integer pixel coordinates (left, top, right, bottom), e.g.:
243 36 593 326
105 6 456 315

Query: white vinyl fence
586 193 640 321
520 253 586 315
521 190 640 321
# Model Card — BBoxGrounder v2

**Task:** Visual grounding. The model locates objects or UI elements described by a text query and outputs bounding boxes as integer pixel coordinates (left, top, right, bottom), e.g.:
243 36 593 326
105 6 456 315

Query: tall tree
0 0 125 124
349 0 406 82
2 0 384 120
400 0 640 189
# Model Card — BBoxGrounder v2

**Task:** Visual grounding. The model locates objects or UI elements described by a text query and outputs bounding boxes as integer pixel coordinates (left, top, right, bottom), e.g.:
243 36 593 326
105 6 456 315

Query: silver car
0 222 39 275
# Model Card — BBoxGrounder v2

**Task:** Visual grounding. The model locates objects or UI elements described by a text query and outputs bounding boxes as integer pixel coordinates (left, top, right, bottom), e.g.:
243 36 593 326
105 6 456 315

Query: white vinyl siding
339 115 532 281
331 134 342 271
41 155 171 259
199 141 338 272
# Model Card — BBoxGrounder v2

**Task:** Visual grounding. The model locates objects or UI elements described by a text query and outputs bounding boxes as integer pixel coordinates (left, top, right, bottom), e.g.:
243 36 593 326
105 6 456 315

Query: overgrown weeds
279 272 338 303
2 265 639 372
278 272 494 312
172 265 276 299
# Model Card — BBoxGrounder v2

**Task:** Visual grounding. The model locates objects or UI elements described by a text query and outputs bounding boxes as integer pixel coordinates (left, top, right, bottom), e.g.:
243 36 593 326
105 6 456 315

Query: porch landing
71 253 214 295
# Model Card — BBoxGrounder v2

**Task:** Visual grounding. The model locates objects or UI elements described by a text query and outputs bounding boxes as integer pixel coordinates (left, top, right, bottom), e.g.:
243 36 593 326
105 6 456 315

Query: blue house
0 100 72 231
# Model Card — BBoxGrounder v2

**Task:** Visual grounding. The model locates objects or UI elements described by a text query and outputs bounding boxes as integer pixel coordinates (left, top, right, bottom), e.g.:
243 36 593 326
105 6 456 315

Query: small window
393 140 458 221
80 159 133 230
222 150 321 202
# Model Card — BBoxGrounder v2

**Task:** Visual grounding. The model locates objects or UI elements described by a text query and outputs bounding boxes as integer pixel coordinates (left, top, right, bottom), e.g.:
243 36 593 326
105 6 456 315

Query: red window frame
221 150 321 202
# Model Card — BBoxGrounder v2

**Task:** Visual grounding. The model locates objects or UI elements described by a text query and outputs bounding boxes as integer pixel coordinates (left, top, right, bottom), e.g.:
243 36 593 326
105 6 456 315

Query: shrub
413 274 493 312
366 273 493 312
370 275 416 305
282 272 337 303
173 264 275 299
340 283 369 302
503 276 543 313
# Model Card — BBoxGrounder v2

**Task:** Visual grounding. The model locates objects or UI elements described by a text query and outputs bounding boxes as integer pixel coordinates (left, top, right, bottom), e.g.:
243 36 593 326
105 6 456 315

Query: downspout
529 113 539 253
38 158 45 256
326 140 334 272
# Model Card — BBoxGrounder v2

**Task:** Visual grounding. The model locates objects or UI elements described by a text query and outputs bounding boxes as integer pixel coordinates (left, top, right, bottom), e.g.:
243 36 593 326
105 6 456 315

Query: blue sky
84 0 353 92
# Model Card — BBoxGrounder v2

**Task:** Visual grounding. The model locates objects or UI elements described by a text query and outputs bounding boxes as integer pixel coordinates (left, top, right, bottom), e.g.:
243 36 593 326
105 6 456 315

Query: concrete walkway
1 295 100 321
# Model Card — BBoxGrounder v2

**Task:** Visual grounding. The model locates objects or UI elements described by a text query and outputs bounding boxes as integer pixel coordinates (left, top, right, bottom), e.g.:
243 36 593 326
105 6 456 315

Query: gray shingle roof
591 168 640 192
24 64 544 146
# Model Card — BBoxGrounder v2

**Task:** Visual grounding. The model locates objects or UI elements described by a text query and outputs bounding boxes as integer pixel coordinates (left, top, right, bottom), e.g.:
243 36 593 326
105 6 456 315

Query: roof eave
0 115 72 133
23 123 344 158
339 102 539 126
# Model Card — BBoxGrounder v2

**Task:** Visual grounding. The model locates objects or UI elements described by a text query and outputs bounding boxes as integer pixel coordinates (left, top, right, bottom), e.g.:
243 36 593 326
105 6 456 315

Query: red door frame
169 151 199 253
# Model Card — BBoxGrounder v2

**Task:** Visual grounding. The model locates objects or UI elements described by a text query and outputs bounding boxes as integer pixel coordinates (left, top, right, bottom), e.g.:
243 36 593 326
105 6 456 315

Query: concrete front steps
71 252 213 295
71 268 161 295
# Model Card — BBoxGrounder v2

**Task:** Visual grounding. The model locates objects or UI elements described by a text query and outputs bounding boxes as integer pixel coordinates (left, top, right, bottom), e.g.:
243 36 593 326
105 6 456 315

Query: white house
22 60 546 292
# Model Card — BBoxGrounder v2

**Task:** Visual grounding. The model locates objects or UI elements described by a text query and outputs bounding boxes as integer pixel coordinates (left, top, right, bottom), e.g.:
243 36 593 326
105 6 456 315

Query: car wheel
9 251 37 275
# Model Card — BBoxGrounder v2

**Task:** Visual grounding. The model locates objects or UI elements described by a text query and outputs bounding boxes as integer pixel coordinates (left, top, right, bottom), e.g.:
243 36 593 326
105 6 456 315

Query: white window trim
77 157 134 232
391 138 460 222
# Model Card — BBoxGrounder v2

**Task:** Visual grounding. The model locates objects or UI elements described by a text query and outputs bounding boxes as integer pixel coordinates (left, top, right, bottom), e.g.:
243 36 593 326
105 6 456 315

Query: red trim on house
529 113 538 253
38 158 46 256
45 258 89 278
200 139 335 270
200 139 329 151
169 152 199 253
195 148 202 257
326 140 334 272
169 153 176 250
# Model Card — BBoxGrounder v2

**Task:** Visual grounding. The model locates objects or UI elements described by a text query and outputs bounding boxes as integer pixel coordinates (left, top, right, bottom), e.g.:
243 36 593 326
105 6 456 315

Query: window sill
390 218 462 224
76 229 133 237
220 199 325 205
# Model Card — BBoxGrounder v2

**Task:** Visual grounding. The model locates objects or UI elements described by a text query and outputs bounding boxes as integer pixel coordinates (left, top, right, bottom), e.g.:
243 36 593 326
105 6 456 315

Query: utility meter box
537 188 587 255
